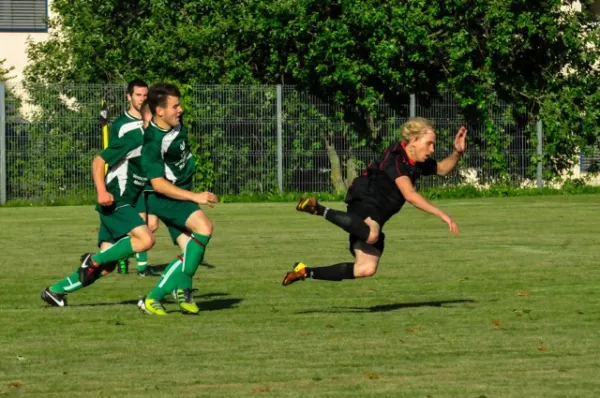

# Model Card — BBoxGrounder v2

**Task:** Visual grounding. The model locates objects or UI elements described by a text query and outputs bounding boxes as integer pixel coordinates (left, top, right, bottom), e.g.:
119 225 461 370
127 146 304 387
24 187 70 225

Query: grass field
1 195 599 397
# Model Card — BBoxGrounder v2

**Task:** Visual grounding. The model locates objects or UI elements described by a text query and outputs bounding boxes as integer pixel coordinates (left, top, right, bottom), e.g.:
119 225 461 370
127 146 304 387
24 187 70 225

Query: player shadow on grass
162 293 243 313
67 292 242 311
173 297 243 313
295 299 476 314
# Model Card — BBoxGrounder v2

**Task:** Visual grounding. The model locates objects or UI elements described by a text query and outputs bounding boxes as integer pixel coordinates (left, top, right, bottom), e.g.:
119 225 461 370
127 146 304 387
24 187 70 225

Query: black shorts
348 231 385 257
345 175 395 226
346 198 384 225
346 199 386 257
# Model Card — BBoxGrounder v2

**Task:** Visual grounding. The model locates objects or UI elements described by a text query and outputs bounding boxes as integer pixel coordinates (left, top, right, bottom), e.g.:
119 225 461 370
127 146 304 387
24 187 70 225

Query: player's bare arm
92 156 113 206
395 175 459 236
436 126 468 176
150 177 218 207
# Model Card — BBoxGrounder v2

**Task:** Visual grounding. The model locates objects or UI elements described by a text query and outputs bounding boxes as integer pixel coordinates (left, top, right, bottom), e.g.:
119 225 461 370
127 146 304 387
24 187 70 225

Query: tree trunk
324 135 347 193
344 155 358 187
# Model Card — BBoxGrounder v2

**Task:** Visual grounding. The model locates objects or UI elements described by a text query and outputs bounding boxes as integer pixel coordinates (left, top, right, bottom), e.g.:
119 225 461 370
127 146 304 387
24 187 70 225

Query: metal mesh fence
415 92 536 189
189 85 279 194
1 83 545 202
4 83 126 201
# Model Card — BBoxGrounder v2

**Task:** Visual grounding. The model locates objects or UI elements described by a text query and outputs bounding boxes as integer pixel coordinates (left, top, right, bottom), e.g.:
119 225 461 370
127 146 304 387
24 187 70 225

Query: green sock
92 237 134 265
49 269 85 294
182 233 211 278
136 251 148 271
178 273 193 290
175 233 211 291
147 255 183 300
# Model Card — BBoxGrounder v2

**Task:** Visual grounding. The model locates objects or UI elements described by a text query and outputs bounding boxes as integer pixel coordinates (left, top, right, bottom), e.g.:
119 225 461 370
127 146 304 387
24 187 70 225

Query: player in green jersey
41 80 156 307
130 99 162 276
103 80 159 276
137 83 218 316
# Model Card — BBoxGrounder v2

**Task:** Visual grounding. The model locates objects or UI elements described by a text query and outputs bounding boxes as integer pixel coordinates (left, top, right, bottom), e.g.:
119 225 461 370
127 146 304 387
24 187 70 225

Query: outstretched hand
441 214 460 236
193 191 219 208
454 126 468 154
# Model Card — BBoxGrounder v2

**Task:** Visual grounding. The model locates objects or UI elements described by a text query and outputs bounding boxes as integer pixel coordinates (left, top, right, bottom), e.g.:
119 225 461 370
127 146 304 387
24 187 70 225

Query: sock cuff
191 232 211 245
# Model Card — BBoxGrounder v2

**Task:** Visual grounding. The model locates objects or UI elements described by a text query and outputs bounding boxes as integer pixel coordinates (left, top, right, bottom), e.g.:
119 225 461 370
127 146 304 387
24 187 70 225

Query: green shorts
134 191 152 215
146 193 200 244
97 204 146 247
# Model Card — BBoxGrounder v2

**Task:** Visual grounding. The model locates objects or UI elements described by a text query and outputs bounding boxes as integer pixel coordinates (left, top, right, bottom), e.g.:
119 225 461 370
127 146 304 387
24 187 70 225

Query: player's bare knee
136 232 155 252
145 233 156 250
202 219 213 236
192 218 213 236
354 263 377 278
191 221 212 236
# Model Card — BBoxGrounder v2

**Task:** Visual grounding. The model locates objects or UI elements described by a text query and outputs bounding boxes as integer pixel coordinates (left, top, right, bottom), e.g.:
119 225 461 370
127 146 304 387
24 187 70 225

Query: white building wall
0 0 54 88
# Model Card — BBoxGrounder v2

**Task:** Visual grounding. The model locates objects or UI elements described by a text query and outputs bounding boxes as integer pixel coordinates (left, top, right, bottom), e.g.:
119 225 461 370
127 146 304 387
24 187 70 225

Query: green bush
4 184 600 207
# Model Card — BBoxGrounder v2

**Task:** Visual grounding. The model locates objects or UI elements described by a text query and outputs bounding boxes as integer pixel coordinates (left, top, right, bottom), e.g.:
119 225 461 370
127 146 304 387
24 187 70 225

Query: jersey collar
124 110 142 121
401 142 416 165
150 120 171 132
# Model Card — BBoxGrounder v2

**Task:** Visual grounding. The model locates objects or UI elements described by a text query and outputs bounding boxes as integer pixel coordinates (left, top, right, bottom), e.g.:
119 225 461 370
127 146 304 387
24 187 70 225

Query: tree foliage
24 0 600 185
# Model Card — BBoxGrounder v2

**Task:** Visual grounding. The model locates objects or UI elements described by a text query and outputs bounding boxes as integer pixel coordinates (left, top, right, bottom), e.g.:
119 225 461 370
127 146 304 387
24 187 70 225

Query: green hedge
3 183 599 207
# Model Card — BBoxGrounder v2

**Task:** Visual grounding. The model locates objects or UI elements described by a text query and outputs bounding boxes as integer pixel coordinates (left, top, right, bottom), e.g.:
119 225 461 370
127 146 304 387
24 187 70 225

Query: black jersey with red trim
345 142 437 223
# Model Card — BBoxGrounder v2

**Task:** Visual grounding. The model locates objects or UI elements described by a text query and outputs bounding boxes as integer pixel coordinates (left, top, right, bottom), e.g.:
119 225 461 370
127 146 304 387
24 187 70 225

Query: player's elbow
436 165 449 176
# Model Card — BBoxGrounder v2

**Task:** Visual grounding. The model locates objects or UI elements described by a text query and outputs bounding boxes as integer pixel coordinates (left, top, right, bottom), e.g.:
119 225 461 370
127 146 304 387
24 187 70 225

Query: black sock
315 203 326 216
307 262 355 281
322 208 370 241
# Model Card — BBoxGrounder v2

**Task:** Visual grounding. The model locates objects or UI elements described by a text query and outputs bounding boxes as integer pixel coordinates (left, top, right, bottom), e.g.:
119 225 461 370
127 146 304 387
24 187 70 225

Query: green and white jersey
142 121 194 191
99 113 147 207
108 110 139 143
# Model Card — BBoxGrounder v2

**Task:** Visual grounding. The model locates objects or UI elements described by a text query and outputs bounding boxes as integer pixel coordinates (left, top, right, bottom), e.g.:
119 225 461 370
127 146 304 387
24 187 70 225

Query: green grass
1 195 599 397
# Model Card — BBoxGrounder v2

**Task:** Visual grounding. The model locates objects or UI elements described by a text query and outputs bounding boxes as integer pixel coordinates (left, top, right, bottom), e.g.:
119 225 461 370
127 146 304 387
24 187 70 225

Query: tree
25 0 600 186
0 59 21 120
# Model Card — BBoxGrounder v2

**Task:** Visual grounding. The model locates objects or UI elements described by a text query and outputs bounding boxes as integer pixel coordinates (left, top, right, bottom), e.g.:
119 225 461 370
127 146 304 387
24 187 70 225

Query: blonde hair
401 117 435 142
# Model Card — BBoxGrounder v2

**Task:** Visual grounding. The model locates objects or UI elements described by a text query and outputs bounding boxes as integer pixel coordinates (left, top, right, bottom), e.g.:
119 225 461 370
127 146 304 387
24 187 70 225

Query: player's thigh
97 223 117 249
128 224 155 250
144 213 159 233
135 211 159 235
138 212 148 223
162 223 187 246
185 210 213 236
98 205 146 245
148 194 206 234
348 233 385 277
347 199 382 241
134 192 160 231
363 217 381 244
176 232 191 251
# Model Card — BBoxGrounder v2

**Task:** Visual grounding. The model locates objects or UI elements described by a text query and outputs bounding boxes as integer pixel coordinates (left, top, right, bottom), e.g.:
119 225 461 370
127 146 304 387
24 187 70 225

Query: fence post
0 82 6 205
536 120 543 188
276 84 283 192
410 93 416 118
